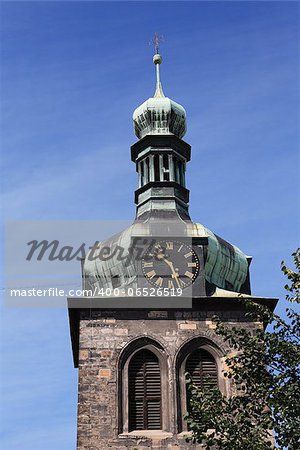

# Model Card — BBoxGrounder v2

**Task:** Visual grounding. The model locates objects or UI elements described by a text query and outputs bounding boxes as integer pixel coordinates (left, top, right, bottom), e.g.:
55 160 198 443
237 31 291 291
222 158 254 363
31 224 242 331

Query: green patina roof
192 223 249 292
84 221 249 295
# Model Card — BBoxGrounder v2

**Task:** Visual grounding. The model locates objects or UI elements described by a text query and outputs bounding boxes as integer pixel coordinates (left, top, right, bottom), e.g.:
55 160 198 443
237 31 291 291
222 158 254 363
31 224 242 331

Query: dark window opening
178 160 183 186
185 349 218 413
162 154 170 181
154 155 160 181
128 349 161 431
174 158 180 184
145 158 150 184
163 153 169 170
140 161 144 186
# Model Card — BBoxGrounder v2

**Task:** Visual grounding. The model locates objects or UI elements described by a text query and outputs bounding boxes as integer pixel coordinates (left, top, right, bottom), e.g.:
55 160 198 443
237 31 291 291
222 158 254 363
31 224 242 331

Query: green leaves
184 248 300 450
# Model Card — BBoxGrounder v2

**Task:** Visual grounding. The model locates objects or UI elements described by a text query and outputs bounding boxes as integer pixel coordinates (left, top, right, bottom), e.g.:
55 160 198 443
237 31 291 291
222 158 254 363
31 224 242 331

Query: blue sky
1 1 299 449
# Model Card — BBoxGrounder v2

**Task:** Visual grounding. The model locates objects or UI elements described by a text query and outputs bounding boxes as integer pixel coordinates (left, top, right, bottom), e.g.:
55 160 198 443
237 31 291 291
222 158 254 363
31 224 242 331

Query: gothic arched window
176 339 227 433
128 349 161 431
185 349 218 415
185 348 218 390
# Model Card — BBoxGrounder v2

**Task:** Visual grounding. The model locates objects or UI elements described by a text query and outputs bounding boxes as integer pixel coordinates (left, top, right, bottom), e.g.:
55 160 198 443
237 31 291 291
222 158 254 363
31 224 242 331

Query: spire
152 32 165 98
133 34 187 140
153 54 165 98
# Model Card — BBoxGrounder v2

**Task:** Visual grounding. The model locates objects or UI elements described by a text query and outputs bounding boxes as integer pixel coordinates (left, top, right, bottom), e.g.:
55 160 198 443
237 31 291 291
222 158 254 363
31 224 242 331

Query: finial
150 32 165 98
151 32 164 54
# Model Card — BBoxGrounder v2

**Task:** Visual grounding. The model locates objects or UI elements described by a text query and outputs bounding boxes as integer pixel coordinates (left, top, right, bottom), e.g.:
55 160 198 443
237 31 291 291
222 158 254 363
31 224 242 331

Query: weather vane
150 32 164 54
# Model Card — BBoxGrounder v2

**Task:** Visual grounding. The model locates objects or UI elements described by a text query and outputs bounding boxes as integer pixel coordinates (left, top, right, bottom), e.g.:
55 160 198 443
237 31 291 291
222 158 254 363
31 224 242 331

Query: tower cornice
131 134 191 162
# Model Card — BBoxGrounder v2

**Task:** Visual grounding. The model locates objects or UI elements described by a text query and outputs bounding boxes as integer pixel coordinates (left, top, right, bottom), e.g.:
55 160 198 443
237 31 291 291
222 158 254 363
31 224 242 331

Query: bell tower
68 46 277 450
132 48 190 221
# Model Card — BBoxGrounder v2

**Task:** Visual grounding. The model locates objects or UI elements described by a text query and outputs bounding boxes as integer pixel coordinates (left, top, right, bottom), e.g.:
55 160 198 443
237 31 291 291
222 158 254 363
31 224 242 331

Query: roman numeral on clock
185 271 194 279
146 270 156 279
155 277 163 287
143 261 153 268
168 280 175 289
166 241 173 250
188 262 197 268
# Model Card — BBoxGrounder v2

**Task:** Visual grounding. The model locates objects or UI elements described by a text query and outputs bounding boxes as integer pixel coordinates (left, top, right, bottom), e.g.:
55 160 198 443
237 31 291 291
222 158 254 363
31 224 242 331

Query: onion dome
83 222 249 295
133 53 187 140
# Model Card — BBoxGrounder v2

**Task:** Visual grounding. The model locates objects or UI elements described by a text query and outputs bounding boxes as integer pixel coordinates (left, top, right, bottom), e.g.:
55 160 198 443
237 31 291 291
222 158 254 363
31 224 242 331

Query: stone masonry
68 298 270 450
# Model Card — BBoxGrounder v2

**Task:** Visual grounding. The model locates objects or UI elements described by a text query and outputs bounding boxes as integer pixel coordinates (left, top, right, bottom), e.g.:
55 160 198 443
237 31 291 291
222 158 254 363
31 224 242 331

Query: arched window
176 339 224 433
128 349 161 431
185 349 218 426
118 338 169 434
185 348 218 391
185 349 218 413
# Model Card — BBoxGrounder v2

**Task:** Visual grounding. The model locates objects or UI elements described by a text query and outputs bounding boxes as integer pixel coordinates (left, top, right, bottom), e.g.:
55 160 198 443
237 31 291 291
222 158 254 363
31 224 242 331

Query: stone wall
76 307 260 450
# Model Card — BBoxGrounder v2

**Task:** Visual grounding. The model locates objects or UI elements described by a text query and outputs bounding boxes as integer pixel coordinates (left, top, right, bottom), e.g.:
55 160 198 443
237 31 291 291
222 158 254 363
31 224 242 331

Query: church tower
68 46 277 450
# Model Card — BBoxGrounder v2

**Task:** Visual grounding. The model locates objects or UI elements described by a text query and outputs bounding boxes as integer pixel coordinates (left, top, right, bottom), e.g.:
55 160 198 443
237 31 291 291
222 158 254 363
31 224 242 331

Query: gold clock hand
162 258 181 288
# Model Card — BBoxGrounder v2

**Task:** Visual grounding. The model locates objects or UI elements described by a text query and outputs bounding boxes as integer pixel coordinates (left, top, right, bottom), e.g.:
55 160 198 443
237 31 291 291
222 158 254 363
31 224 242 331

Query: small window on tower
154 154 160 181
163 154 170 181
140 160 144 186
145 158 150 184
178 160 184 186
163 153 169 170
174 158 180 184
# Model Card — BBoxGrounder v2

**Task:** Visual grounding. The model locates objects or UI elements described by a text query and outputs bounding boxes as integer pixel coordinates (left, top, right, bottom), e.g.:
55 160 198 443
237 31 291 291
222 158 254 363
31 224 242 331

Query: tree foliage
185 249 300 450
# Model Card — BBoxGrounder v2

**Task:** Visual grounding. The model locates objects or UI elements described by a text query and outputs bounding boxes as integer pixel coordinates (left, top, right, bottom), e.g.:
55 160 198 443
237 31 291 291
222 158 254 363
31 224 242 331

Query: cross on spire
151 32 164 55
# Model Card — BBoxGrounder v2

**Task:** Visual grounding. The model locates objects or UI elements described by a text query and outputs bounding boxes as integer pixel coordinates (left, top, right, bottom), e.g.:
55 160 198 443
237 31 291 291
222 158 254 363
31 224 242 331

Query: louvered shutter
186 349 218 390
128 349 161 431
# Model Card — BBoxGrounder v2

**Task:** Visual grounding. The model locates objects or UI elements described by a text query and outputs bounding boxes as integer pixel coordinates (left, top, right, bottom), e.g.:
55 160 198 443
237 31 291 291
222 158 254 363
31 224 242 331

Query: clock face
141 240 200 289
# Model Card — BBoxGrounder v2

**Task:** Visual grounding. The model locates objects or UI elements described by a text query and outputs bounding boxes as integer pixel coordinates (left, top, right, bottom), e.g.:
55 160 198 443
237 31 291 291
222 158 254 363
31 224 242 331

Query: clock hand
162 258 181 288
154 249 181 288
